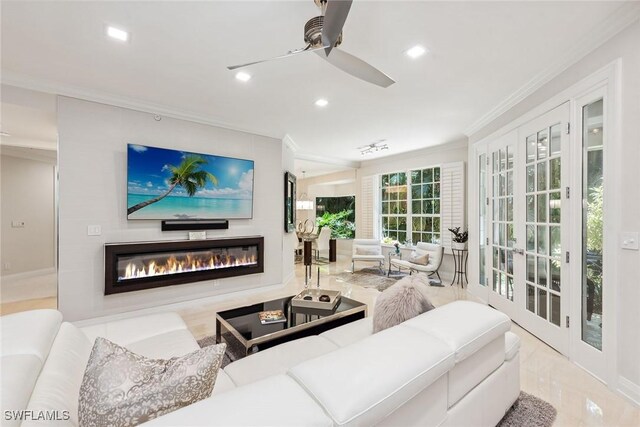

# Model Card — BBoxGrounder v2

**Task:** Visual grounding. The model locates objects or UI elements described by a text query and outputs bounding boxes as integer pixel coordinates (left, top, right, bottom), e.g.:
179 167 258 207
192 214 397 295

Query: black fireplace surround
104 236 264 295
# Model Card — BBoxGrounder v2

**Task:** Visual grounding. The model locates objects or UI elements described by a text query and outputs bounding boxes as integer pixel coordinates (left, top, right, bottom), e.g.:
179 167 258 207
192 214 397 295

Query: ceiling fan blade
318 49 395 88
227 45 327 70
321 0 353 55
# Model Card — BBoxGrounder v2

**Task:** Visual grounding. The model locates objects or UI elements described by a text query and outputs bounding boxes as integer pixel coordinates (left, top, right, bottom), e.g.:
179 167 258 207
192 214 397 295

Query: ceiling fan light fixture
314 98 329 107
235 71 252 82
406 45 427 59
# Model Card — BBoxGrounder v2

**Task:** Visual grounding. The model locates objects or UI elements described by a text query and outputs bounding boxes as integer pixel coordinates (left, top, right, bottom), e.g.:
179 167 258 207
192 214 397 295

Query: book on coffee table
258 310 286 325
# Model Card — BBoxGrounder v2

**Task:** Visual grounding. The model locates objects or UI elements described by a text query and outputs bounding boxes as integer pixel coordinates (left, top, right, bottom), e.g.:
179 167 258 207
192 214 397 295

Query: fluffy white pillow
373 275 435 333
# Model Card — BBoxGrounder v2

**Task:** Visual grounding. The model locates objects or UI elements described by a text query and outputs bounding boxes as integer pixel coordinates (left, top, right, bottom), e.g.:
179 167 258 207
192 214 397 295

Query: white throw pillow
355 246 380 256
373 276 435 333
409 251 429 265
78 337 226 427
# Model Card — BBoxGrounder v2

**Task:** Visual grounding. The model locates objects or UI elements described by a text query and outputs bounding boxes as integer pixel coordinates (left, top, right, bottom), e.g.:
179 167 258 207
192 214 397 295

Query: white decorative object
452 241 468 250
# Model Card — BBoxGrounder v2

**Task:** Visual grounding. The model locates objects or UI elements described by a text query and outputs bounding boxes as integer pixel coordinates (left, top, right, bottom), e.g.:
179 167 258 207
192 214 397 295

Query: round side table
450 248 468 287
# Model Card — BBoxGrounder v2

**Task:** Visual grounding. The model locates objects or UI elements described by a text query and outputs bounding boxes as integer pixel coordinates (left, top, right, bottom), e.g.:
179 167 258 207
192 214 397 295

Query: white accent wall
57 96 286 321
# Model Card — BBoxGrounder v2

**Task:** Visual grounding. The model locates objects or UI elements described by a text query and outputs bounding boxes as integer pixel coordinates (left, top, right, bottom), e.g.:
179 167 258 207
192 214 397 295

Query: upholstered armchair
351 239 385 273
388 242 444 282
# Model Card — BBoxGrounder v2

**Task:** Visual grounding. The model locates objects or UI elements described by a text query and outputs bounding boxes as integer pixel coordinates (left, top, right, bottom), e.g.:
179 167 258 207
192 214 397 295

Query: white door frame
468 60 621 388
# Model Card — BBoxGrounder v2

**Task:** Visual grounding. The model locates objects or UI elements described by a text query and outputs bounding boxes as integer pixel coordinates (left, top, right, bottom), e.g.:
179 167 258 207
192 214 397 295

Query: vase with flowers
393 241 401 255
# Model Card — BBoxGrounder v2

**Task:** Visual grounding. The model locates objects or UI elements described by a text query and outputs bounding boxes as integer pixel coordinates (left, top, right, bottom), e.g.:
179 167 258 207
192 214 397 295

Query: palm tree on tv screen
127 155 218 215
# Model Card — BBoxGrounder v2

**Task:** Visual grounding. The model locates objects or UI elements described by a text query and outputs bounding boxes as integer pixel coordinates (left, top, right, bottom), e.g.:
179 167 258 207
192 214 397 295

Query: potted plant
448 227 468 250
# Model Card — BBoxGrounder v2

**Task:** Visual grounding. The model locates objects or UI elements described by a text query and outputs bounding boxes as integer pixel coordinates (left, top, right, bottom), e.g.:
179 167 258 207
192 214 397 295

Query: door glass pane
527 254 535 283
537 225 547 255
550 259 561 291
537 162 547 190
549 192 561 223
550 124 562 156
537 193 547 222
551 293 561 326
527 285 536 312
537 257 547 287
527 225 535 251
526 165 535 192
549 158 561 189
537 129 548 160
549 226 561 256
526 135 536 163
527 195 535 222
479 154 487 286
582 98 604 351
538 288 548 319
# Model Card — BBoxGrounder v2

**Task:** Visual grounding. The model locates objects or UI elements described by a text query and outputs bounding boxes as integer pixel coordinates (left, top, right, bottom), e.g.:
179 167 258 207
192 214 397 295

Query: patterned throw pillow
78 337 226 427
409 251 429 265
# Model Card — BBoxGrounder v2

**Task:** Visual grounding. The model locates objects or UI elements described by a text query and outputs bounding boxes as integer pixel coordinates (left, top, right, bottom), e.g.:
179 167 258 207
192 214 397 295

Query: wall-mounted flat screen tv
127 144 254 220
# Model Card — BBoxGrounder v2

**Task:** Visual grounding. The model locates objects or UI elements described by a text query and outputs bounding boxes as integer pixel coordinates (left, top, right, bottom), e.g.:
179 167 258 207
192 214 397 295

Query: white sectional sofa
1 301 520 426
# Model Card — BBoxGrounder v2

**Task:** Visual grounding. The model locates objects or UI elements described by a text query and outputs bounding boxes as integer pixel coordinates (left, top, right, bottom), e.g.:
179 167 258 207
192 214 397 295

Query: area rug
197 333 246 368
331 267 403 292
498 391 557 427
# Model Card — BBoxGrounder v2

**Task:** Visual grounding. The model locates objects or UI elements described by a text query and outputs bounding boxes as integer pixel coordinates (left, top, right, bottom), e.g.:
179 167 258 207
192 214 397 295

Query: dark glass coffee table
215 294 367 356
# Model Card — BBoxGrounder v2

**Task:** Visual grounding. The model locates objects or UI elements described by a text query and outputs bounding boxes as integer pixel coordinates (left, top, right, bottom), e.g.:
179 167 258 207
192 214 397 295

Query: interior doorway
0 86 58 315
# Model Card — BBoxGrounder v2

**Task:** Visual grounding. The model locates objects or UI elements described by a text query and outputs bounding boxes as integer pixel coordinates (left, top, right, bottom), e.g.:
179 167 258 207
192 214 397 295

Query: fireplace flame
119 252 258 281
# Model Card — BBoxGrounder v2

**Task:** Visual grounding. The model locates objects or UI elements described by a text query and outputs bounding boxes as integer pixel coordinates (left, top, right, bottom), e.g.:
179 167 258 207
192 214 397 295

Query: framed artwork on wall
284 172 296 232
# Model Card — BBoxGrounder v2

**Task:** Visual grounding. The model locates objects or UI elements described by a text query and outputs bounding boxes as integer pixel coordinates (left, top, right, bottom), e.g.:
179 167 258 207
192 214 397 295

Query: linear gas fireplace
104 236 264 295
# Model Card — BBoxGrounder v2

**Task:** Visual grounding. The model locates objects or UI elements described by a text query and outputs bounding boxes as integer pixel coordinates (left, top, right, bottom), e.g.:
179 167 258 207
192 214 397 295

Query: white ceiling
0 1 631 170
1 85 57 152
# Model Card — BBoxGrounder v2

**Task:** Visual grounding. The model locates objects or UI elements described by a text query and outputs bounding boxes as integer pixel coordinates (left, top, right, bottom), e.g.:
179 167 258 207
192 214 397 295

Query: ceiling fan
227 0 395 88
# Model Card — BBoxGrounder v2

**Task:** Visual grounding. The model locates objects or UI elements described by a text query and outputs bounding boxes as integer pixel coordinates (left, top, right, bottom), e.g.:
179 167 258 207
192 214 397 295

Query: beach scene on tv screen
127 144 254 219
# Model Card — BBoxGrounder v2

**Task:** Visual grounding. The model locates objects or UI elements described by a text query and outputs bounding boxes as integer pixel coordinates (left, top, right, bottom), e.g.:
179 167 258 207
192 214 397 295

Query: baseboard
1 267 56 284
618 375 640 407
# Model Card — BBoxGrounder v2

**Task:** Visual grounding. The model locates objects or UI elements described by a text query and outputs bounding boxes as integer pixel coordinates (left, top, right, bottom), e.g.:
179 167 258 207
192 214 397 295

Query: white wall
282 141 296 284
469 20 640 402
0 153 56 276
57 97 285 321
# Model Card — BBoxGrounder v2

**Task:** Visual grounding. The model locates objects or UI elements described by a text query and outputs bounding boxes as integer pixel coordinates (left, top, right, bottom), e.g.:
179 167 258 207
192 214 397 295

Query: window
380 167 441 244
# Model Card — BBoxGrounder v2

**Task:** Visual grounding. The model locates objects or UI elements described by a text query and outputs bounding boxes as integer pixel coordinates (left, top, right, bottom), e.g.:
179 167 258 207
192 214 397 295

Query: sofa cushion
447 336 505 407
80 312 194 348
288 325 454 426
403 301 511 363
23 322 93 427
211 370 236 396
143 375 333 427
0 309 63 426
319 317 373 347
1 355 43 426
373 276 435 333
355 246 381 256
224 335 338 387
505 331 520 361
1 309 62 363
78 338 225 427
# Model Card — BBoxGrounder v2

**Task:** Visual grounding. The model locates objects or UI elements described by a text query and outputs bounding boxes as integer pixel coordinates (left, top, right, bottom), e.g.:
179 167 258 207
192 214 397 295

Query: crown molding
1 71 281 141
294 151 361 169
464 1 640 137
282 134 299 152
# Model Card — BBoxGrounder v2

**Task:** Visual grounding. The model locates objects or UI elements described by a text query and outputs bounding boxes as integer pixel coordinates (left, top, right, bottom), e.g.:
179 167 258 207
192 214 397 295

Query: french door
485 103 571 355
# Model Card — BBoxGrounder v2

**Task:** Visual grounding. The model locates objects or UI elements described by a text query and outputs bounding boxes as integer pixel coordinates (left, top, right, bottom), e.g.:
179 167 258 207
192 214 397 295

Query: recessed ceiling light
235 71 252 82
107 26 129 42
406 45 427 59
0 131 11 137
315 99 329 107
